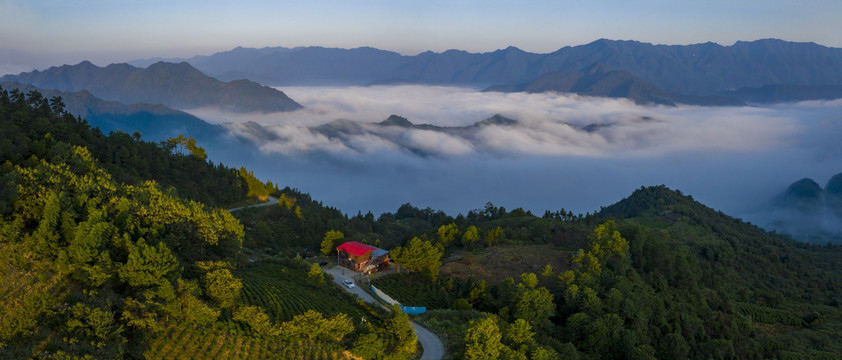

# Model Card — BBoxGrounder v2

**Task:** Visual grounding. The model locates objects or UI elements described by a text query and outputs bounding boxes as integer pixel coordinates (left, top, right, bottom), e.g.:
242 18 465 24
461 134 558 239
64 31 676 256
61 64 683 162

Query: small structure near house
336 241 390 274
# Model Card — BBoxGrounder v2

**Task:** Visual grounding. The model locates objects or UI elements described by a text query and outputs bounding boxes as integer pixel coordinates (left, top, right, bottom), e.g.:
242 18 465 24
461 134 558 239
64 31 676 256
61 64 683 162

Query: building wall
338 250 371 271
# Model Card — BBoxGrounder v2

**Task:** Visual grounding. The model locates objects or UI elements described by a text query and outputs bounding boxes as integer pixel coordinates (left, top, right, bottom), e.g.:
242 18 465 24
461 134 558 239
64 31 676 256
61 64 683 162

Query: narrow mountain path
324 266 446 360
226 196 279 212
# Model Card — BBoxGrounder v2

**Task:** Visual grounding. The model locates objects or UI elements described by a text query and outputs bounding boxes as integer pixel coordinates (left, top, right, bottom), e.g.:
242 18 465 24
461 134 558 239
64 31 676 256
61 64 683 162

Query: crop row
735 302 804 327
237 263 364 322
146 322 346 359
373 274 452 309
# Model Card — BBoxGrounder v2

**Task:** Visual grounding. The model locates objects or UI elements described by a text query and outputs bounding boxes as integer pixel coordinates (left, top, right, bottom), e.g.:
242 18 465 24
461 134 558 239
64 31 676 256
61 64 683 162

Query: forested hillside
0 88 416 359
0 87 246 357
361 188 842 359
0 88 252 208
236 180 842 358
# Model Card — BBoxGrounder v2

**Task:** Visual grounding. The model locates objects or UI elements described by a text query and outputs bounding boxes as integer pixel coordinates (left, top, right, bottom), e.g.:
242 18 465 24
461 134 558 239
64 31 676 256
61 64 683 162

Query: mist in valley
186 86 842 242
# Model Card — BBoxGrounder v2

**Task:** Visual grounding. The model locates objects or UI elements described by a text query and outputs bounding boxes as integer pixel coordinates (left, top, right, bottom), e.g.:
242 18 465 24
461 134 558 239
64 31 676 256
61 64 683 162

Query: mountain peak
76 60 96 67
825 173 842 195
497 46 525 53
777 178 824 212
600 185 699 219
585 38 616 48
785 178 823 198
474 114 517 127
145 61 202 73
378 115 413 127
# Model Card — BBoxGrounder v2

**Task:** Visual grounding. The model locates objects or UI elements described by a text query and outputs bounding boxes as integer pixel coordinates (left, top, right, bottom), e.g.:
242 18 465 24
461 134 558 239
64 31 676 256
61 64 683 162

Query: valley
2 73 841 359
2 22 842 359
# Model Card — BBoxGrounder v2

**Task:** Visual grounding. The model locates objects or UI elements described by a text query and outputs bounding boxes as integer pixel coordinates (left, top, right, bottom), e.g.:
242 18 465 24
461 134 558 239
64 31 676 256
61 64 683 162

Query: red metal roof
336 241 379 257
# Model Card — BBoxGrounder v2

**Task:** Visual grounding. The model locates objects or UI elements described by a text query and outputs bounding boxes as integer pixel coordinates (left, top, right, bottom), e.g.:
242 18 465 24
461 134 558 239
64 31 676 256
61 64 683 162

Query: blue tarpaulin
401 306 427 315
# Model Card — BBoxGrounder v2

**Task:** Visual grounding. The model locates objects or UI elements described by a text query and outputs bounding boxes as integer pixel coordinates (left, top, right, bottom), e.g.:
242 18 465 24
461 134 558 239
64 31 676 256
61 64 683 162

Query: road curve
324 266 446 360
412 322 446 360
226 196 279 212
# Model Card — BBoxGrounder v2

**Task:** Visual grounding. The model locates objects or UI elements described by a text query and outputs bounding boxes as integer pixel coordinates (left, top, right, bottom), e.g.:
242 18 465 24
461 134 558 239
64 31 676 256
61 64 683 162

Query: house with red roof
336 241 390 274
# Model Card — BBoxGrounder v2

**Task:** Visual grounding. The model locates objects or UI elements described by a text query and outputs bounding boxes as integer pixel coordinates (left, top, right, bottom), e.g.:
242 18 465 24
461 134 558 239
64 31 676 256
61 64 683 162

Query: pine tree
320 230 344 256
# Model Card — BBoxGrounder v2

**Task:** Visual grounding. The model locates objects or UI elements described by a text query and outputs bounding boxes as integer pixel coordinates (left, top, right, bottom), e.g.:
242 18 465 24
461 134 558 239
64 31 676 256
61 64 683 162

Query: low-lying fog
187 85 842 235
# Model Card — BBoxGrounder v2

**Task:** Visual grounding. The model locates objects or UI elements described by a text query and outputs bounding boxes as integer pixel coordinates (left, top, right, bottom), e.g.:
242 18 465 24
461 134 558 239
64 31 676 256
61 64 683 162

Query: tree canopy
393 237 443 282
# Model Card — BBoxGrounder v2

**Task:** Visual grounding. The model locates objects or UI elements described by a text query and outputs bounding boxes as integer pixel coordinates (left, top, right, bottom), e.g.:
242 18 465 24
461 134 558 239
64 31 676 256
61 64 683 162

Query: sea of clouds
187 85 842 236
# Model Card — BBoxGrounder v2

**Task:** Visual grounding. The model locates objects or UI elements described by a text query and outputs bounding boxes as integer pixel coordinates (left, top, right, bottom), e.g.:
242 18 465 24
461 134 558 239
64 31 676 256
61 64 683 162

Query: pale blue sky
2 0 841 72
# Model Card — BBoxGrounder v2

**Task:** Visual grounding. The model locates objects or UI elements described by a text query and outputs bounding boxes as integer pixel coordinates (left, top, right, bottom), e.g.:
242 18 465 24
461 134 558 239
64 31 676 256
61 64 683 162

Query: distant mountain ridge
484 63 744 106
303 114 509 143
0 81 228 142
231 113 653 158
1 61 302 113
129 39 842 98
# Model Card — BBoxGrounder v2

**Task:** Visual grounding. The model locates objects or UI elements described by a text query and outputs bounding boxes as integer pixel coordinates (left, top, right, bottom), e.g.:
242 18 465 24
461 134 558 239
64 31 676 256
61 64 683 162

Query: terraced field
235 261 365 322
145 261 370 359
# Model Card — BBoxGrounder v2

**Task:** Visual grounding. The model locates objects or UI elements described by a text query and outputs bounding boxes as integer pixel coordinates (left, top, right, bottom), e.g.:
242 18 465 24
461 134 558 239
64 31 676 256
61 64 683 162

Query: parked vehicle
318 261 328 266
342 279 355 289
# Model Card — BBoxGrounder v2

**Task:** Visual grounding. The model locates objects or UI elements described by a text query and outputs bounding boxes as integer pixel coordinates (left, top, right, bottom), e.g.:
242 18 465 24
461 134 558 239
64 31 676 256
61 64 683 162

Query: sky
2 0 842 74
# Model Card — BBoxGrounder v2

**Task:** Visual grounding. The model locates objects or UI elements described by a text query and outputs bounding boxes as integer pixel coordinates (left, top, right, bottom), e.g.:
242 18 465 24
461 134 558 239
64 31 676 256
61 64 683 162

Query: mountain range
484 62 745 106
1 61 302 113
129 39 842 99
230 113 656 158
5 39 841 109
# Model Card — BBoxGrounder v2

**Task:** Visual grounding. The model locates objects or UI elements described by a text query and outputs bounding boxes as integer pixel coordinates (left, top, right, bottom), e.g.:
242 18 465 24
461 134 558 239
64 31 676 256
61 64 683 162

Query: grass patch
439 244 570 284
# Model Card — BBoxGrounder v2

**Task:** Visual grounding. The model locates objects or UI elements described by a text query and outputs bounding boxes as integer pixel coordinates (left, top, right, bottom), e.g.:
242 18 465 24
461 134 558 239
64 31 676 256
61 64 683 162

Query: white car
342 279 355 289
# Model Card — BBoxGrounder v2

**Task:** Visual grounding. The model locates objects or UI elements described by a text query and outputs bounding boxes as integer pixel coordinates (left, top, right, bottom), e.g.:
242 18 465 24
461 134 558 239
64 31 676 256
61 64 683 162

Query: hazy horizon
3 0 842 75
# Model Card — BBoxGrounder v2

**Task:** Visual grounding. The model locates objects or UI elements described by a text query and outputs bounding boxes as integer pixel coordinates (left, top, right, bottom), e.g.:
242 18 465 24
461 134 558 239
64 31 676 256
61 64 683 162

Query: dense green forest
370 188 842 359
233 177 842 358
3 87 841 359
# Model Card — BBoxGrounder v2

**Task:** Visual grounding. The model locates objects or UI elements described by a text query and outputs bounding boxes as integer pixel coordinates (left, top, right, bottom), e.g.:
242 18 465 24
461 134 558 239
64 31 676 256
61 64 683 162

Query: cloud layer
195 85 805 158
191 86 842 238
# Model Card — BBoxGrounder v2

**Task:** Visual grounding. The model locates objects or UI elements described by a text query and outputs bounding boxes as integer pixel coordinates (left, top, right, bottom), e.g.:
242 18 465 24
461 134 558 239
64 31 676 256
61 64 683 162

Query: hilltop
370 186 842 358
